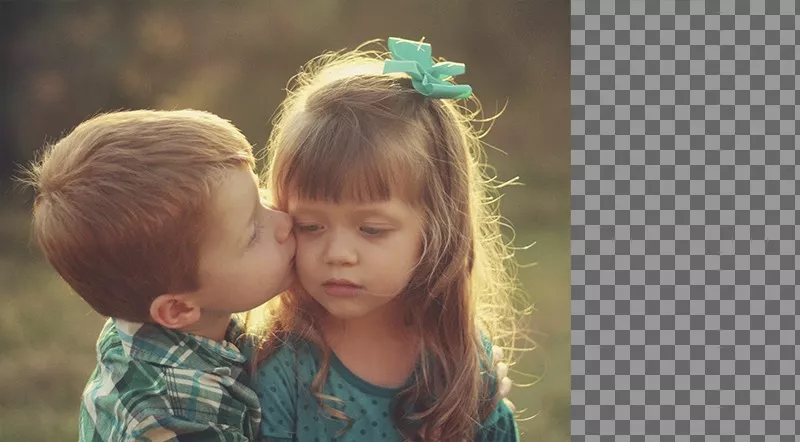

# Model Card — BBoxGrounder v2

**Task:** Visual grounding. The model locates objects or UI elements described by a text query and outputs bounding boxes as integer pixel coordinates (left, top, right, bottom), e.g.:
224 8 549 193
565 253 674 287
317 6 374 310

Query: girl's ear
149 293 202 330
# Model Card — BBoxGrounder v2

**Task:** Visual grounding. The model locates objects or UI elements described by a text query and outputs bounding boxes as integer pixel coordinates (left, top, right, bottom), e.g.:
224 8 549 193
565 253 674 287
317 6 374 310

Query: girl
253 37 524 441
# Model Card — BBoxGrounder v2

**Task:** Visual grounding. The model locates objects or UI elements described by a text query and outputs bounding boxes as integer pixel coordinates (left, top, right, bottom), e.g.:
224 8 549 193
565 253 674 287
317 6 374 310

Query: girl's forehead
287 196 418 216
288 195 399 210
282 165 420 205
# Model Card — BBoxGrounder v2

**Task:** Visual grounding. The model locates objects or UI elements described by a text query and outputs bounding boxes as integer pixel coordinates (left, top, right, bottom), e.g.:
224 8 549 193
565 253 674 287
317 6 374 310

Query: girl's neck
325 299 408 339
322 301 419 388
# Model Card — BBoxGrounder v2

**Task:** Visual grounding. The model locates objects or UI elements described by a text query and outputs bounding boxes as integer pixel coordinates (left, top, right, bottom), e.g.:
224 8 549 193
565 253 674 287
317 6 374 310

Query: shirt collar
112 318 251 370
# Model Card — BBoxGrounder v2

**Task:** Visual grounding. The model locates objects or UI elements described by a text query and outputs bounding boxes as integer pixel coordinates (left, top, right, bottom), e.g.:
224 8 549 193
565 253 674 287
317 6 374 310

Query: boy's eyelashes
249 219 264 246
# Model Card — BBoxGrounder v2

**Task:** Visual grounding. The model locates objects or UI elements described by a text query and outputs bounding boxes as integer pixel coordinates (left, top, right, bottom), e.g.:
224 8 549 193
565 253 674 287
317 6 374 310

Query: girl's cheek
293 244 313 268
295 238 311 254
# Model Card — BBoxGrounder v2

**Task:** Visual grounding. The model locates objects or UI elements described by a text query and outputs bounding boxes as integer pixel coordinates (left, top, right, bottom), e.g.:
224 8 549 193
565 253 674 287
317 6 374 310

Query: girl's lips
322 279 362 298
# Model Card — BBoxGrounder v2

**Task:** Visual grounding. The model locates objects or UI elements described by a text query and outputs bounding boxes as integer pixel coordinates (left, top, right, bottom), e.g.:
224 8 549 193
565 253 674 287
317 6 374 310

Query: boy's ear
149 294 202 330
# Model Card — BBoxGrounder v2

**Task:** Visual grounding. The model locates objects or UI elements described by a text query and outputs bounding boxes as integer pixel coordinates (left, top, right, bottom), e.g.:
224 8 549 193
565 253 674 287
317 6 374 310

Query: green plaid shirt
79 318 261 441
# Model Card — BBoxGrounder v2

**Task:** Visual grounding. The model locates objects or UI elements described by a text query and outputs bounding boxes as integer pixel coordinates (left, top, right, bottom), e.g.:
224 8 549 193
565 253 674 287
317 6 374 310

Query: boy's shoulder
79 319 261 442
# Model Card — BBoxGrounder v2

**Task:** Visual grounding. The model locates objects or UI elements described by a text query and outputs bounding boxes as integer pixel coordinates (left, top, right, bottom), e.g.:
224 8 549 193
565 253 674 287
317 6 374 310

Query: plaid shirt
79 318 261 442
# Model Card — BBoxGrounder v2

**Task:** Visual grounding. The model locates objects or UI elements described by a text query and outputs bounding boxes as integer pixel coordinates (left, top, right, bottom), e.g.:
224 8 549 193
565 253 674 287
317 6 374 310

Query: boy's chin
267 268 297 299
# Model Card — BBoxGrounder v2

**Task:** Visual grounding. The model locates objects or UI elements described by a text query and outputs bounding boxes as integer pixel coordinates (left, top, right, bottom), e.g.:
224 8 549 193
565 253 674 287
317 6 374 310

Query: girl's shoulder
254 335 320 385
254 336 322 440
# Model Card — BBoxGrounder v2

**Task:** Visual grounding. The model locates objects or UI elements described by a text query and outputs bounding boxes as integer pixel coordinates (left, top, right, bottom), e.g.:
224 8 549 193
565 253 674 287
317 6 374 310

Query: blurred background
0 1 568 440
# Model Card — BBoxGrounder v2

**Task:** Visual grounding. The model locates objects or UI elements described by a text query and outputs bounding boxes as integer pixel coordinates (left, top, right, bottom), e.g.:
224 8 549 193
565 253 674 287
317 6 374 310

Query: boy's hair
22 109 255 322
254 42 526 440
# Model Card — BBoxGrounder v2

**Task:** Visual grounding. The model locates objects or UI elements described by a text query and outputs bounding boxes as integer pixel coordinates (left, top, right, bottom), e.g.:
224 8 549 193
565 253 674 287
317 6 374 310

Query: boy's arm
475 399 520 442
80 358 257 442
80 391 253 442
492 345 517 412
130 418 251 442
475 341 520 442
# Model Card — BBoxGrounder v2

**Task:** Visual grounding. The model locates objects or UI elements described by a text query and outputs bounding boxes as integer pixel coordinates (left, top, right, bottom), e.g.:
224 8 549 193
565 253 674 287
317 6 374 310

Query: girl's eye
294 224 321 233
249 219 263 246
359 226 384 236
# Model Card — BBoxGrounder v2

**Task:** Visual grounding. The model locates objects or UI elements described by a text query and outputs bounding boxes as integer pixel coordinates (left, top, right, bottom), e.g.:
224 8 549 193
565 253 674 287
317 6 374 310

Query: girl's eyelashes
359 226 385 236
294 223 322 233
289 218 391 236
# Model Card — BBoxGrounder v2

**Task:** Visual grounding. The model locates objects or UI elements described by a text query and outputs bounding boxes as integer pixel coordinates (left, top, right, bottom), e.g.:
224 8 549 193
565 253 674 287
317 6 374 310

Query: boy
26 109 514 441
26 109 295 441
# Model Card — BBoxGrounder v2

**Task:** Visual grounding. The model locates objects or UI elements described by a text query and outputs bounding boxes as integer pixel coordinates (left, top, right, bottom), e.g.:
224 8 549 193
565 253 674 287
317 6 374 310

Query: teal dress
255 337 519 441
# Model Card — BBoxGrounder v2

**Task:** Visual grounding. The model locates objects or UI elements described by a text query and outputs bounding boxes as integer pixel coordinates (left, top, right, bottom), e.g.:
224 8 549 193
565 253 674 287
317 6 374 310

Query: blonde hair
253 42 524 440
22 109 255 322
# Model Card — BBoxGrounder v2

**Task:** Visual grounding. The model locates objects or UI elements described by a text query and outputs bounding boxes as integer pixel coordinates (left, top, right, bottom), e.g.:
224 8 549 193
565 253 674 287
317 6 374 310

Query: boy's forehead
213 167 257 200
206 168 258 234
257 187 274 205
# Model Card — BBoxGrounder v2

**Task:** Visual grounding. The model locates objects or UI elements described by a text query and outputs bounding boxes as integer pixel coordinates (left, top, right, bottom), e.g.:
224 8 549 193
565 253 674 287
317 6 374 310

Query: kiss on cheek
287 198 423 321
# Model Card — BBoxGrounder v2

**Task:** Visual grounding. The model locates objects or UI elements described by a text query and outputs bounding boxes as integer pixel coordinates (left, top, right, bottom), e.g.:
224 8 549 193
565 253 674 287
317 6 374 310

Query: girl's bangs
278 112 424 204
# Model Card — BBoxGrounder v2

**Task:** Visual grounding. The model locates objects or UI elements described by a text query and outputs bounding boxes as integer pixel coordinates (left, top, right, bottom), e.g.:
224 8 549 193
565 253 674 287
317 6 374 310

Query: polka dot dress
255 338 518 441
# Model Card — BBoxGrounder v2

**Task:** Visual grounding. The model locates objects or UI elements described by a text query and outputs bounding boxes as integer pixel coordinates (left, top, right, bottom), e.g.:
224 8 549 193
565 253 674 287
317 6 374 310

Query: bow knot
382 37 473 99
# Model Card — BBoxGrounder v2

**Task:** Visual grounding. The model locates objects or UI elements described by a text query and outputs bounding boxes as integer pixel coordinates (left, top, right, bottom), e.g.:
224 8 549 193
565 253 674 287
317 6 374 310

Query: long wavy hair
250 40 525 441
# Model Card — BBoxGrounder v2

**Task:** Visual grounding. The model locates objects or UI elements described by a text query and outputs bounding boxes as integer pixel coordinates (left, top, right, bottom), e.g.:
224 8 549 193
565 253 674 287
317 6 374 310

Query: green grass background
0 1 568 439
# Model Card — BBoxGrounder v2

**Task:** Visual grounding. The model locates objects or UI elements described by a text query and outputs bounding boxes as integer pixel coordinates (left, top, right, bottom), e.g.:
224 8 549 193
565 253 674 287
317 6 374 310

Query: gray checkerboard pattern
572 1 799 440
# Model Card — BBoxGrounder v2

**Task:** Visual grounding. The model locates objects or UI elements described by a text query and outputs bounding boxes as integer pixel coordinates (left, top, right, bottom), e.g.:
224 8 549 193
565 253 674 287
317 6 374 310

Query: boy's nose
269 208 293 243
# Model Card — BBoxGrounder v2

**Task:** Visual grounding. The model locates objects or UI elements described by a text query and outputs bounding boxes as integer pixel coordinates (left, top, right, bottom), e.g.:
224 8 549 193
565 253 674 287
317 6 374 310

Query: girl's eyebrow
349 207 404 223
290 204 403 224
350 207 390 216
287 206 323 217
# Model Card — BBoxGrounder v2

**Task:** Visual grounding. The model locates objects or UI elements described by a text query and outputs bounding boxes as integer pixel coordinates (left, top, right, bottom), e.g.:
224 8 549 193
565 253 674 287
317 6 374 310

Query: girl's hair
251 40 525 440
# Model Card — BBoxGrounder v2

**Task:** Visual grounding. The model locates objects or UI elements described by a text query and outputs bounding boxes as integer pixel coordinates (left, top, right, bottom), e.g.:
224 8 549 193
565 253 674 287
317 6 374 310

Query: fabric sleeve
81 384 252 442
129 416 251 442
254 346 299 441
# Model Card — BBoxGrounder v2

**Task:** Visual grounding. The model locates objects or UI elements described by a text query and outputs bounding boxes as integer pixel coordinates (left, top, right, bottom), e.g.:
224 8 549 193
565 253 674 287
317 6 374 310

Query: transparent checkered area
572 1 799 439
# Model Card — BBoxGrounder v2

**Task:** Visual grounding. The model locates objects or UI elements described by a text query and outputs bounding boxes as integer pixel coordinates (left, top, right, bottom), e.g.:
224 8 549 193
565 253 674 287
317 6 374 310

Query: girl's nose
323 230 358 265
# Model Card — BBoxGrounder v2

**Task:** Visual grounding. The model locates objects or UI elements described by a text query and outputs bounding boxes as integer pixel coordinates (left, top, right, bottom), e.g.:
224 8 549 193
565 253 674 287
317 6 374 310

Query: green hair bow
382 37 473 99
